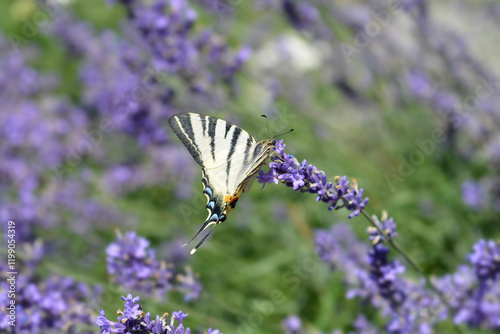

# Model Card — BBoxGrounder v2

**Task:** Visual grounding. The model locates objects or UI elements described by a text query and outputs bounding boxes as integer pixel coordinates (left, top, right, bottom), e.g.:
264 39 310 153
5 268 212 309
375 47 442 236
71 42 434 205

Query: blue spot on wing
204 186 213 196
207 201 215 210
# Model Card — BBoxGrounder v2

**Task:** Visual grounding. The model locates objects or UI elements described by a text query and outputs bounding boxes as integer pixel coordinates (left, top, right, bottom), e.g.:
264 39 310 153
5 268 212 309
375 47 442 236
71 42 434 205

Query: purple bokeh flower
106 231 202 301
106 231 173 296
461 180 488 209
435 239 500 329
176 266 202 302
280 0 331 39
315 223 368 275
406 70 433 99
468 239 500 282
352 314 379 334
0 243 101 333
282 315 302 334
102 0 250 99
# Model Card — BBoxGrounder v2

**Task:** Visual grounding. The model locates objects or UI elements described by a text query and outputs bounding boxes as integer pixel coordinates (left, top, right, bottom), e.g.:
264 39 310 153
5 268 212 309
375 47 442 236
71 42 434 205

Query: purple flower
257 169 279 188
176 267 202 301
315 223 368 272
315 217 449 333
0 258 101 333
106 231 174 296
468 239 500 282
436 253 500 329
98 295 148 333
97 309 126 334
282 315 302 334
258 140 369 218
100 165 143 195
106 231 203 301
406 70 432 99
195 0 235 18
96 295 221 333
172 310 189 324
367 211 398 244
352 315 379 334
121 294 143 320
280 1 330 39
368 243 406 307
461 180 488 209
107 0 250 92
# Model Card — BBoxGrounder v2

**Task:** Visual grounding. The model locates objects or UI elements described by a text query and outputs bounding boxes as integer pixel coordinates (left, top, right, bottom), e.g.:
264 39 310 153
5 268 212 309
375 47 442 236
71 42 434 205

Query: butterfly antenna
272 128 294 139
261 114 271 138
190 229 214 255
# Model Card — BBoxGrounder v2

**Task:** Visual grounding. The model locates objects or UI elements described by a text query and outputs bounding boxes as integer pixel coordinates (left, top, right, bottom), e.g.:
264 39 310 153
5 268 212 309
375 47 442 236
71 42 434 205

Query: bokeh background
1 0 499 333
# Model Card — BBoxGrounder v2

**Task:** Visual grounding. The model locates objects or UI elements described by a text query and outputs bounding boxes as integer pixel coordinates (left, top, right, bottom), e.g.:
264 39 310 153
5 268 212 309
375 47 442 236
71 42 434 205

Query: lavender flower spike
257 139 369 218
97 295 223 333
468 239 500 282
106 231 173 296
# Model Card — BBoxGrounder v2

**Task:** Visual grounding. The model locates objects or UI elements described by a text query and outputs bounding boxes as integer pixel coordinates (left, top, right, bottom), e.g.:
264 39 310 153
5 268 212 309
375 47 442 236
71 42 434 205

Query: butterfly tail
183 211 227 251
190 229 214 254
182 219 216 248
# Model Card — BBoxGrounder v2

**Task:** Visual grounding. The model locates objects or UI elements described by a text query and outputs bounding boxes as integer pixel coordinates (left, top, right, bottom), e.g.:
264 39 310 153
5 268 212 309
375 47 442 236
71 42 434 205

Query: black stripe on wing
239 136 255 178
208 117 217 161
225 127 242 188
224 122 232 139
251 142 264 161
201 115 207 136
168 114 204 166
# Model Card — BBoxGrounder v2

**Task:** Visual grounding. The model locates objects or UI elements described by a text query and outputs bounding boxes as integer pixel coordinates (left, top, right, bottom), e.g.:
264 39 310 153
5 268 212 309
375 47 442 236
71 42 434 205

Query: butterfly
169 112 279 254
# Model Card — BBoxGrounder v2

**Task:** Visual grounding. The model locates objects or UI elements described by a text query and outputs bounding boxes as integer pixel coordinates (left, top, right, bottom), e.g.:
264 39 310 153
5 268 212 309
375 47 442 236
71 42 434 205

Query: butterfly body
168 113 274 253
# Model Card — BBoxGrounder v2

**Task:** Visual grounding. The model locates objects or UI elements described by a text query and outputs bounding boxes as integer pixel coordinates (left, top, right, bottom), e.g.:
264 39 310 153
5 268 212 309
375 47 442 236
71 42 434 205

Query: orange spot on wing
229 196 239 206
224 194 231 203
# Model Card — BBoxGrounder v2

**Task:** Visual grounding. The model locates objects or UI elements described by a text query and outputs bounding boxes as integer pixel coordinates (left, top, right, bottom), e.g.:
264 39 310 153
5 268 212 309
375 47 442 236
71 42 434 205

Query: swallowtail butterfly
169 113 276 254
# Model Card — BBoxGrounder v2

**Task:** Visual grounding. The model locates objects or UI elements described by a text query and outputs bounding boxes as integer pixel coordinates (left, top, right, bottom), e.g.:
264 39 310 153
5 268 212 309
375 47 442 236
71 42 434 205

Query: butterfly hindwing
169 112 274 253
200 168 226 226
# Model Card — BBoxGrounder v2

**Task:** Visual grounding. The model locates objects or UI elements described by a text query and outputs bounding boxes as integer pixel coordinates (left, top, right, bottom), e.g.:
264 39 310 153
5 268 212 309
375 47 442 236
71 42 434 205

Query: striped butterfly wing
168 113 273 252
